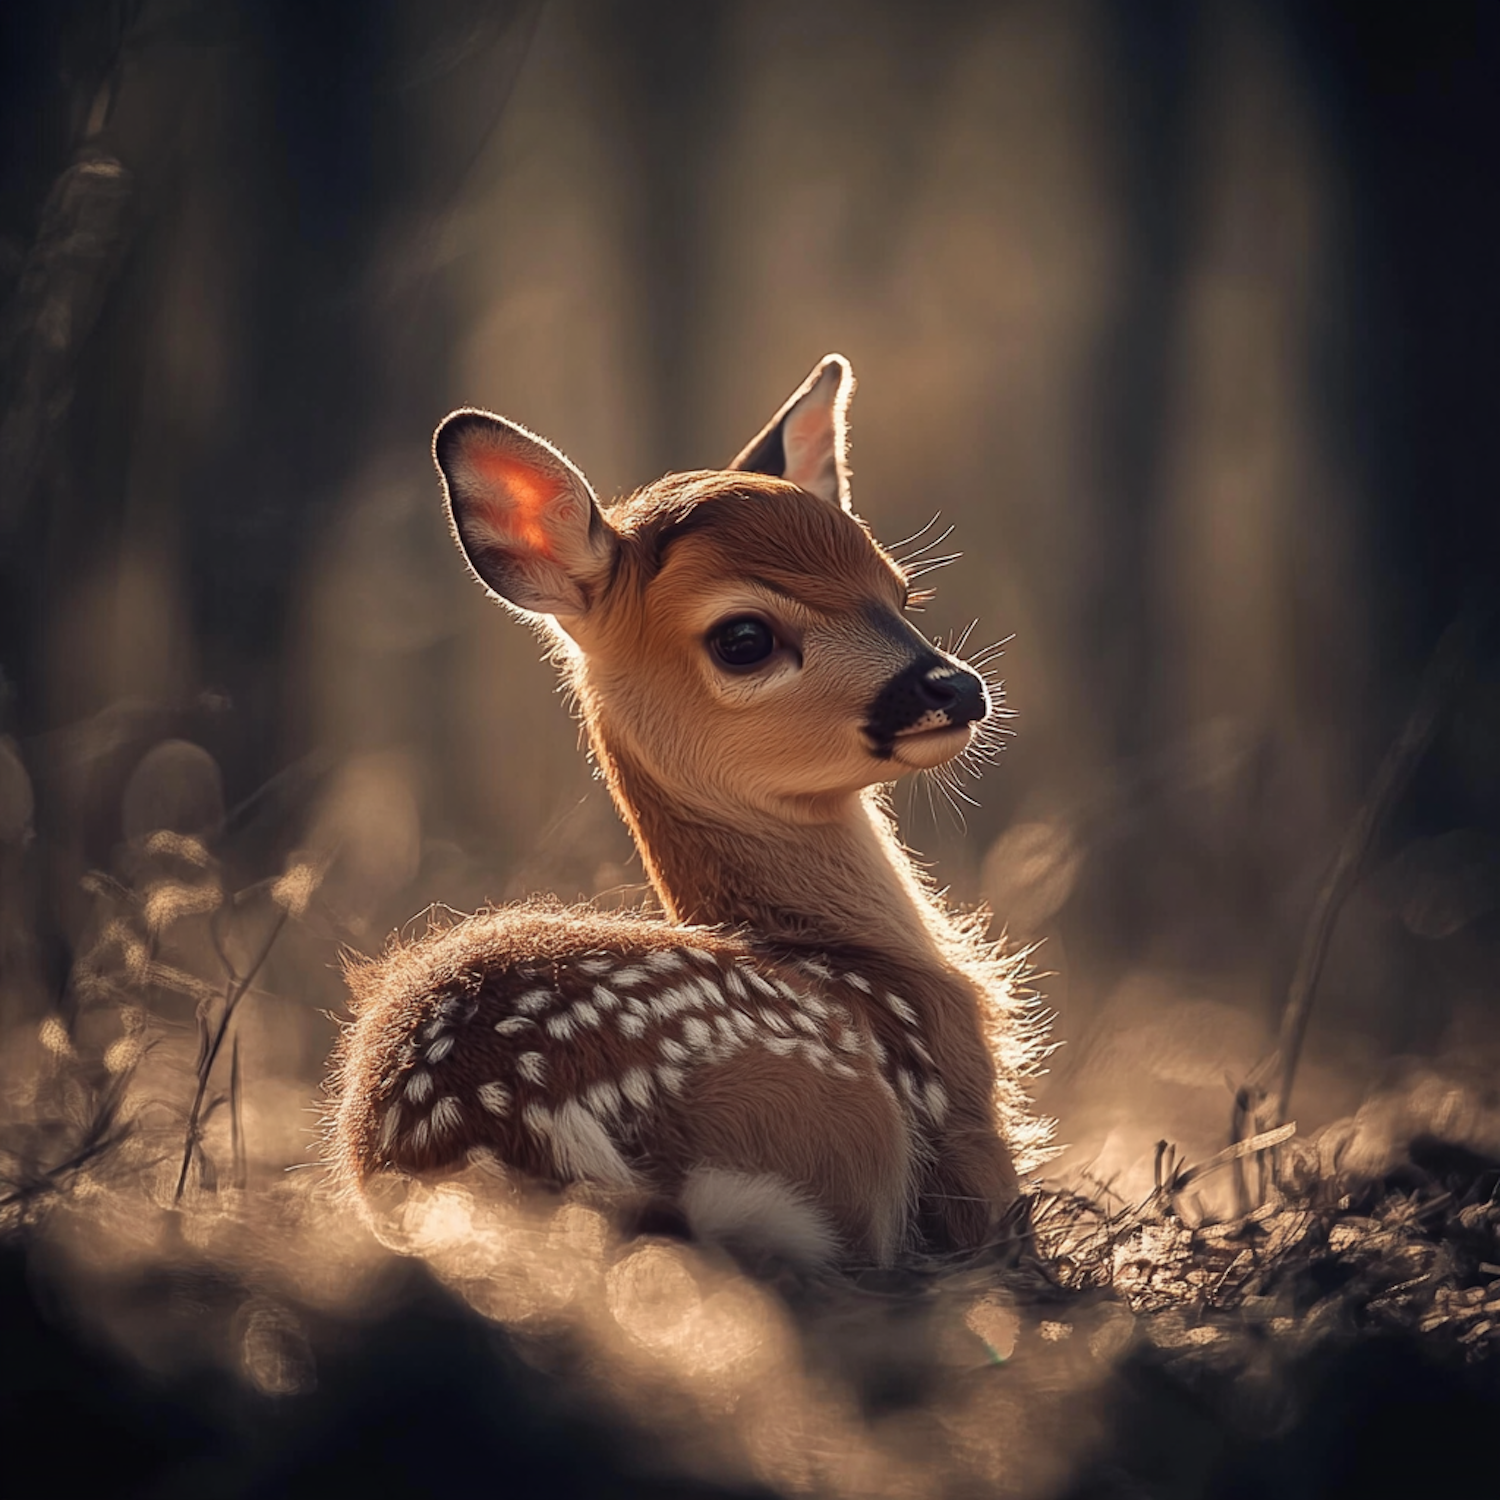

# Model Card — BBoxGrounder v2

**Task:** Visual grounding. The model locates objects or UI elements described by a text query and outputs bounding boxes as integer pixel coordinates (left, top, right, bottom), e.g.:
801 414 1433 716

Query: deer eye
709 617 777 668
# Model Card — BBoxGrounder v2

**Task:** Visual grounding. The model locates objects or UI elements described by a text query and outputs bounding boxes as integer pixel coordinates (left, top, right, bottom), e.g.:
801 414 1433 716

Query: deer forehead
632 497 905 626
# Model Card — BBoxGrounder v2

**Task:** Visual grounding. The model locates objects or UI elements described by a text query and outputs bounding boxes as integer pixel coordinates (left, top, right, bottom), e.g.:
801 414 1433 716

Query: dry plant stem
1267 608 1484 1129
229 1033 245 1190
0 1066 135 1213
174 909 286 1203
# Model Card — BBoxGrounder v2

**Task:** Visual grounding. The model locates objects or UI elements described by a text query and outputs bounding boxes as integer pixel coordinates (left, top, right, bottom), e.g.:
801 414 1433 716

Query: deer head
434 355 990 832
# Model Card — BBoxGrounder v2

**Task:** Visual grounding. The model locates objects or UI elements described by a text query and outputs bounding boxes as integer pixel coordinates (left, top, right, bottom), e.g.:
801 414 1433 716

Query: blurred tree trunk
0 0 540 1006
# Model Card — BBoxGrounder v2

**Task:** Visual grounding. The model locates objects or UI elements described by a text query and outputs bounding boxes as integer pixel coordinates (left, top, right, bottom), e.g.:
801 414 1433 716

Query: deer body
328 357 1048 1265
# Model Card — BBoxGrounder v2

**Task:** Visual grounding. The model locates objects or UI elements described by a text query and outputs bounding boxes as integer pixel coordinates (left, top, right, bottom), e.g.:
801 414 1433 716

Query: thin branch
230 1032 245 1190
174 908 286 1203
1264 605 1487 1129
0 1063 137 1213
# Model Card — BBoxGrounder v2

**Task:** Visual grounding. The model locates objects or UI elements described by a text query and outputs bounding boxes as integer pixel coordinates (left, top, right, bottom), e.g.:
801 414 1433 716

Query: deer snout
914 663 987 723
864 656 989 756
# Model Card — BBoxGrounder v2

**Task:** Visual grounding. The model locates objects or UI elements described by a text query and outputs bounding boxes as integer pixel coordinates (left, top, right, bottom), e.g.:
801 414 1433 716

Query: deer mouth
884 720 975 770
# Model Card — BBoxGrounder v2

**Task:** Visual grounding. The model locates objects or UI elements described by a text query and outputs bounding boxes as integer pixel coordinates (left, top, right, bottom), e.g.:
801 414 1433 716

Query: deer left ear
434 409 617 621
729 354 854 511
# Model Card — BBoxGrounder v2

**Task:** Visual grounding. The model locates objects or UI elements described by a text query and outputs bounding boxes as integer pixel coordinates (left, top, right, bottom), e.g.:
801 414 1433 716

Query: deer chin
888 722 975 772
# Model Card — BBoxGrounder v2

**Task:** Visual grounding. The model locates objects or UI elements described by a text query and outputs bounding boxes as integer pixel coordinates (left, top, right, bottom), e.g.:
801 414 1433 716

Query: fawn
328 356 1049 1266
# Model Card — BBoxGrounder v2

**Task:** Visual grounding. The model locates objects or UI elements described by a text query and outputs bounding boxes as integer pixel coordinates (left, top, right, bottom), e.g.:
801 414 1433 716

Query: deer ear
729 354 854 511
434 410 617 619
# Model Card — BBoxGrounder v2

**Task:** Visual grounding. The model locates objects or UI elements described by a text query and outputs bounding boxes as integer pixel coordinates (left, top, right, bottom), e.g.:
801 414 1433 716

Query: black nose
915 666 985 717
864 657 989 755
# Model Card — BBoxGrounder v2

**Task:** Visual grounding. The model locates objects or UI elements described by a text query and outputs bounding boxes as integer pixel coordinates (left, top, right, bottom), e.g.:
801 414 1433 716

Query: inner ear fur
434 409 617 619
729 353 855 511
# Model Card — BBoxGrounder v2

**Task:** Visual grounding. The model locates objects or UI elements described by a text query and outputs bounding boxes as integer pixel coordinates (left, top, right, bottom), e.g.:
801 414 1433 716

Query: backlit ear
729 354 854 511
434 409 617 619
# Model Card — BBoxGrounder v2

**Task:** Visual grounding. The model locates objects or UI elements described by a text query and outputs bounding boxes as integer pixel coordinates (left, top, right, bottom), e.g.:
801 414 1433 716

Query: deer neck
602 740 948 967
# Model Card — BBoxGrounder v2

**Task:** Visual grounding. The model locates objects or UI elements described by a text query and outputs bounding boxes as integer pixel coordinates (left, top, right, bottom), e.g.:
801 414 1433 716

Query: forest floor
5 1080 1499 1500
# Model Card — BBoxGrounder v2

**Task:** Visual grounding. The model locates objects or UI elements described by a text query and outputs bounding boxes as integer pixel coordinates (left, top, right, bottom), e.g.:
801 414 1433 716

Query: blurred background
2 1 1500 1490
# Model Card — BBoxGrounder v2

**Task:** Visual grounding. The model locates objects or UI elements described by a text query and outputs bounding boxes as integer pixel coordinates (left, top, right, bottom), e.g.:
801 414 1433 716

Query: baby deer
329 356 1049 1266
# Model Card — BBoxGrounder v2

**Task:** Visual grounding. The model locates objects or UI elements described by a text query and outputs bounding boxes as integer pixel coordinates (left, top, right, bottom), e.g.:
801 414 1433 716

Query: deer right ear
434 410 617 620
729 354 855 511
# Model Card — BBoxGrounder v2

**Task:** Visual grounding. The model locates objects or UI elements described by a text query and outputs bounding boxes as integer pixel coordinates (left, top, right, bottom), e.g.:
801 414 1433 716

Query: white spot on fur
494 1015 535 1037
689 977 724 1009
585 1079 623 1119
798 957 834 981
648 985 700 1024
575 956 614 977
723 968 749 1001
670 984 706 1016
378 1104 401 1149
591 985 621 1011
830 1060 859 1080
681 1016 711 1050
515 988 554 1016
845 973 872 993
910 1039 934 1066
545 1012 577 1042
549 1100 637 1188
477 1082 511 1116
762 1035 799 1057
924 1080 949 1123
773 979 801 1004
745 971 778 1000
431 1096 464 1135
523 1102 553 1135
884 992 919 1026
680 1168 840 1266
789 1010 820 1036
408 1116 431 1153
426 1034 456 1064
620 1067 654 1108
618 1012 647 1040
730 1009 757 1038
405 1069 434 1105
609 966 650 990
834 1026 862 1054
517 1052 547 1086
658 1064 686 1095
897 1069 919 1105
572 1000 601 1028
683 947 715 965
870 1037 888 1065
659 1037 689 1064
758 1008 788 1034
646 950 687 975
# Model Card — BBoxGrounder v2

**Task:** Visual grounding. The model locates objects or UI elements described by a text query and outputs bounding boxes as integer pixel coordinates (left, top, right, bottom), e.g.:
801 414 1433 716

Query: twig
174 908 286 1203
0 1064 136 1213
1172 1124 1296 1193
230 1032 245 1190
1263 606 1486 1130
